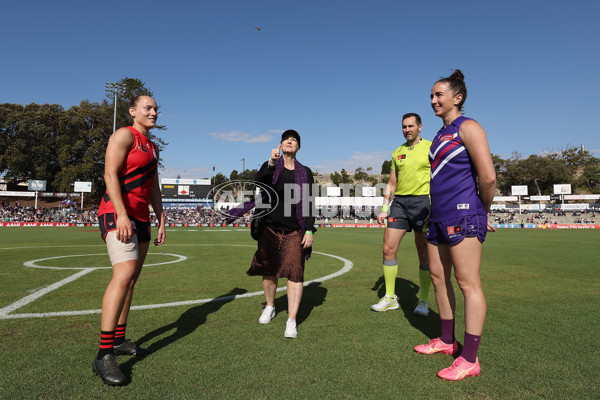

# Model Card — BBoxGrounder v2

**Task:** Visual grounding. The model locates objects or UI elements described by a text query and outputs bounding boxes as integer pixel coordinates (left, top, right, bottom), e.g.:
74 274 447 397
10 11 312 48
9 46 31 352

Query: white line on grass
0 250 352 320
0 269 96 317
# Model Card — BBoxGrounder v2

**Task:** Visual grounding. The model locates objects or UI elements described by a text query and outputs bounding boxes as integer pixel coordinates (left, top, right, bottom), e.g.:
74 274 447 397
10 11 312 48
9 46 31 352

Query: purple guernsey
428 116 486 222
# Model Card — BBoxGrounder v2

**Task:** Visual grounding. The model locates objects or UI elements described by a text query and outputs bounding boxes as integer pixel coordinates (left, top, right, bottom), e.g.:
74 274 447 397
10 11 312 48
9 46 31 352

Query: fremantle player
413 70 496 381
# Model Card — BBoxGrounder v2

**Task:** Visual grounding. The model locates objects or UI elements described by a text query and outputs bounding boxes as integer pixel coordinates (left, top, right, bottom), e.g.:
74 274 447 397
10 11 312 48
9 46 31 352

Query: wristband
381 204 389 212
305 230 313 235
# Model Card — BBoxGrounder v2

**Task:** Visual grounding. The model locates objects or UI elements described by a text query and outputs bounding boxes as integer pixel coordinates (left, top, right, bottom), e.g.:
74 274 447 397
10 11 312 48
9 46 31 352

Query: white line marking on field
22 253 188 270
0 269 95 317
0 249 352 320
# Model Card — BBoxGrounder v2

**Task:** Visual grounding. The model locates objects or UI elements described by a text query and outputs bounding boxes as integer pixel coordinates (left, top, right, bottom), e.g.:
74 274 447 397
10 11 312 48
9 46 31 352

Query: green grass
0 227 599 399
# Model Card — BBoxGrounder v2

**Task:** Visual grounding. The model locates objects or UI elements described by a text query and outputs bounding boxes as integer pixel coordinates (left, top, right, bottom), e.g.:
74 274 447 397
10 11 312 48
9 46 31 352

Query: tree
331 171 342 186
578 163 600 192
353 167 369 182
504 155 571 195
0 78 167 201
0 103 65 186
54 100 113 198
381 160 392 174
491 154 508 194
211 172 229 188
340 169 352 184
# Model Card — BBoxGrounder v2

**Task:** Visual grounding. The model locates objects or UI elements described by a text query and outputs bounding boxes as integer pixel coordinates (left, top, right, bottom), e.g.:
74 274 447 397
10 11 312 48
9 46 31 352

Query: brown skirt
248 227 305 282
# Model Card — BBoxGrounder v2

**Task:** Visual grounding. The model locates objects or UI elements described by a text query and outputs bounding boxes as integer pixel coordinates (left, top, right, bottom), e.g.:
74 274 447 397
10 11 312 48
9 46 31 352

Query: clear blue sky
3 1 599 180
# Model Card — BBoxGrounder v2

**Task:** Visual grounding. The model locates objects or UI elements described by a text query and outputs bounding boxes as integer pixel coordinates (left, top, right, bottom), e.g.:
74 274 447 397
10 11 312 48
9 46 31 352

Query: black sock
114 324 126 347
96 330 115 360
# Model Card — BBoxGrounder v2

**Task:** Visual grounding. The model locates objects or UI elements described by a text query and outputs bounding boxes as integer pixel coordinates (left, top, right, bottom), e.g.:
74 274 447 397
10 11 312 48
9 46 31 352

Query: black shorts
99 213 151 243
387 195 430 232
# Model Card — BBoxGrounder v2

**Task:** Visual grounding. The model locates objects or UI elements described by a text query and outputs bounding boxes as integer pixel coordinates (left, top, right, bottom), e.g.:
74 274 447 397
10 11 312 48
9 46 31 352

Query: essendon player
93 95 166 386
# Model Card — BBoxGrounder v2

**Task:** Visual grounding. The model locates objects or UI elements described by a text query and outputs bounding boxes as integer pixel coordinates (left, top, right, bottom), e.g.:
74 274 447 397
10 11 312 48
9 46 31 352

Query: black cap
281 129 301 148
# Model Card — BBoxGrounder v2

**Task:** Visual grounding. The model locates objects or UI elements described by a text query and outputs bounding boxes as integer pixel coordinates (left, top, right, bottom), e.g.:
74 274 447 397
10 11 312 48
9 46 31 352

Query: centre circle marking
2 245 352 319
23 253 188 270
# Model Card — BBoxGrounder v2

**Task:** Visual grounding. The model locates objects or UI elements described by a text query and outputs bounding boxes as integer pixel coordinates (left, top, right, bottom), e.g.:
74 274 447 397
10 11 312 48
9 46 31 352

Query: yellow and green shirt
390 138 432 196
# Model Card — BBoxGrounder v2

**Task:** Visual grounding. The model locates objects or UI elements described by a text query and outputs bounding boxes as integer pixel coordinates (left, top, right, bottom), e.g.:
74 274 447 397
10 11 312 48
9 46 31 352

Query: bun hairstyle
129 95 144 108
437 69 467 114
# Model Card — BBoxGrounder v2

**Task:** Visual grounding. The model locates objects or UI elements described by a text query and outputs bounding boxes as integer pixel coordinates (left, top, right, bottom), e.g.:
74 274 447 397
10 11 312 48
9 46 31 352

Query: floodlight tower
105 82 127 132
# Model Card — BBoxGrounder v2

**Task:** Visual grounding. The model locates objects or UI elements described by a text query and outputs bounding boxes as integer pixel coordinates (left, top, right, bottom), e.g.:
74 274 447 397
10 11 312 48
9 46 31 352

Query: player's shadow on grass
372 276 439 339
271 281 327 325
118 287 247 381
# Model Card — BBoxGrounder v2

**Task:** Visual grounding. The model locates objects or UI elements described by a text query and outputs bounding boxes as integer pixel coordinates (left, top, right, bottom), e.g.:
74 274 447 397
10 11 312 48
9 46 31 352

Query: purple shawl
225 156 312 259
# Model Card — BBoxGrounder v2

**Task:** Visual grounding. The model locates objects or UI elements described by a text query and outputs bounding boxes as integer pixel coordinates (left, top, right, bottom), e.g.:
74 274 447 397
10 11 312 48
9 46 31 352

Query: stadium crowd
1 200 597 226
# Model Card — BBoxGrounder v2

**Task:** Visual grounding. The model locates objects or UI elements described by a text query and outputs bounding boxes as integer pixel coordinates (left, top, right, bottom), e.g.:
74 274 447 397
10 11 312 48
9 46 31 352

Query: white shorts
105 231 139 265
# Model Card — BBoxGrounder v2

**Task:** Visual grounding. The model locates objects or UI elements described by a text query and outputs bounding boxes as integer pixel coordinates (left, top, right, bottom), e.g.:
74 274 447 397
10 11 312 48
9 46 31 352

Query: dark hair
437 69 467 113
402 113 422 125
129 95 145 108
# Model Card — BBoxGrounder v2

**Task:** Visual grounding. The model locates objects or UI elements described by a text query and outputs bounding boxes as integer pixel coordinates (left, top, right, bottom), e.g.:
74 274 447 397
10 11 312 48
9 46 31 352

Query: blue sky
3 0 599 180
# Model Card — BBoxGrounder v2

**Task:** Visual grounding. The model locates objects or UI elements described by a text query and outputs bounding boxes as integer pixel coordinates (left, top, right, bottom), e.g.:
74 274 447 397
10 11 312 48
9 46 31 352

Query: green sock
418 265 431 301
383 261 398 297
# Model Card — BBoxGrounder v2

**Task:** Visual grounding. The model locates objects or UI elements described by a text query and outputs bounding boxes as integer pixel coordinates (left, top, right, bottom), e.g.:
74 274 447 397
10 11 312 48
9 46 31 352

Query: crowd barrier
1 222 599 229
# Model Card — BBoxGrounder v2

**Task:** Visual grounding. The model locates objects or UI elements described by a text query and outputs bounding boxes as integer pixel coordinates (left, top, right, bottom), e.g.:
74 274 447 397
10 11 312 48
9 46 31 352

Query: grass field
0 227 599 399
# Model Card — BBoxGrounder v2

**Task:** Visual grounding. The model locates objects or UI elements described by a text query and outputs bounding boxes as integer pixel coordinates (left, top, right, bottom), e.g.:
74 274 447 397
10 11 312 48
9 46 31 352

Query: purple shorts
426 215 488 245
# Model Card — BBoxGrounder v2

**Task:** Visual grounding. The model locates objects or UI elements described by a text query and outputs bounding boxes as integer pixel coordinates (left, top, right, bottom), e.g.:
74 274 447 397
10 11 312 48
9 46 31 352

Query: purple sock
461 333 482 363
440 318 455 345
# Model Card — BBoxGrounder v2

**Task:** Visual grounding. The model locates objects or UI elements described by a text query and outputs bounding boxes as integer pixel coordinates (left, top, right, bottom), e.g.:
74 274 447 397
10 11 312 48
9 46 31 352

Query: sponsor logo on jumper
398 154 406 160
457 203 470 210
447 225 462 235
440 134 453 141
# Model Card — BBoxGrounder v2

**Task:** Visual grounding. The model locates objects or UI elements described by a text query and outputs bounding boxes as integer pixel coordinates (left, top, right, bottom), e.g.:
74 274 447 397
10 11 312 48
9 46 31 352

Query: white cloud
209 130 277 143
313 150 390 174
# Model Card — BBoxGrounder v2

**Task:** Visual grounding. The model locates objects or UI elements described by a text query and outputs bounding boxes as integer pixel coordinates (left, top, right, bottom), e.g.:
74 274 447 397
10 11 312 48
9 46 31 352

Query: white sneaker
413 299 429 316
370 295 399 312
284 318 298 338
259 306 276 324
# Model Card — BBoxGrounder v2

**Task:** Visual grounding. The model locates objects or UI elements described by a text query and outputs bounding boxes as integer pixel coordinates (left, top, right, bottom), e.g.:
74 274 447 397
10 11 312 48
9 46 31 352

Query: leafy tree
240 168 258 181
0 78 167 201
54 100 113 198
331 171 342 186
577 163 600 192
504 155 571 195
340 169 352 184
211 172 229 188
491 154 508 194
0 103 65 186
381 159 392 174
353 167 369 182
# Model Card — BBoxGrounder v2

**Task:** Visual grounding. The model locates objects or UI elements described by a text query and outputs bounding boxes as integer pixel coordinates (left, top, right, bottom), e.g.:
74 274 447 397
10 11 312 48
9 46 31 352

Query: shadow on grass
271 281 327 326
118 287 247 381
372 276 439 339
